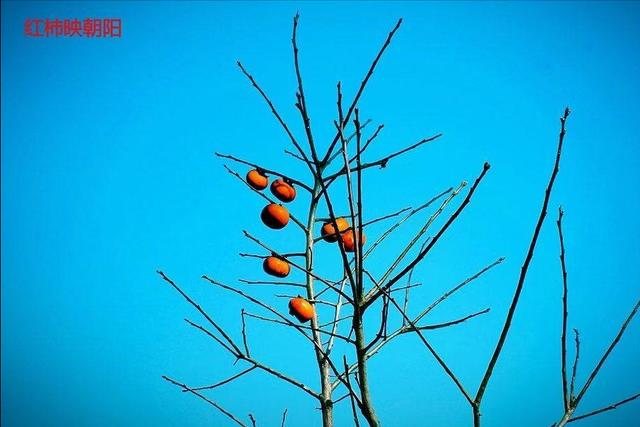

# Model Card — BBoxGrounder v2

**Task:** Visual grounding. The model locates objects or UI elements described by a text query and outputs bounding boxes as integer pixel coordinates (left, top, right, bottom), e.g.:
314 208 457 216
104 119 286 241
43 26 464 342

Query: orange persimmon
263 256 290 278
342 229 366 252
321 218 349 242
246 169 269 190
270 179 296 203
261 203 290 229
288 296 314 323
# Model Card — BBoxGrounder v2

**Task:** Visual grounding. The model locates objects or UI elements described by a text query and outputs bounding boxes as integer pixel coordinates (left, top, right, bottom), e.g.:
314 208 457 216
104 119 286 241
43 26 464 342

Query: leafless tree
157 15 639 427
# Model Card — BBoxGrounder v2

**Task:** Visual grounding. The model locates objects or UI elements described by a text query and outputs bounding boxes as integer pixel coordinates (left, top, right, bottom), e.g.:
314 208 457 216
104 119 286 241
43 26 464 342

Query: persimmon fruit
321 218 349 242
342 229 366 252
261 203 290 229
246 169 269 190
263 256 290 278
270 179 296 203
289 296 314 323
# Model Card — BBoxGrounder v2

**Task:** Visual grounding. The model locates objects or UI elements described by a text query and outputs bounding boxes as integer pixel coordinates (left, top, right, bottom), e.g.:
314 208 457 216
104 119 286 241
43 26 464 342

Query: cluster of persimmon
246 169 313 323
245 169 367 324
246 169 296 231
320 217 366 252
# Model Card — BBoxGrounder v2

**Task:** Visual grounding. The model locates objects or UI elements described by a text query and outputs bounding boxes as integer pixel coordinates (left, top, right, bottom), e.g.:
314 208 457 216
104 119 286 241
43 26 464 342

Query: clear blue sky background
2 1 639 426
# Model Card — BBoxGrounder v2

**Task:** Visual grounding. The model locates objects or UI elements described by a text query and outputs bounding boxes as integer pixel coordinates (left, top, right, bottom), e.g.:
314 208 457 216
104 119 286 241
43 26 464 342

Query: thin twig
188 317 320 399
326 119 374 165
569 328 580 401
241 309 251 357
573 299 640 406
558 206 570 411
413 257 504 325
475 108 571 425
242 231 354 304
403 308 490 331
163 376 247 427
322 18 403 164
344 356 362 427
203 275 363 406
239 279 306 289
235 62 316 176
568 393 640 423
364 162 491 310
243 311 355 343
186 366 257 392
157 271 243 357
215 152 312 193
324 133 442 183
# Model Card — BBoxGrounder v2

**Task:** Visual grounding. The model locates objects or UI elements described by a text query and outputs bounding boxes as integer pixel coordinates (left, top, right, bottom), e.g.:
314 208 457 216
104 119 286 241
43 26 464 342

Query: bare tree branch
474 108 571 426
405 308 490 331
243 311 355 343
324 133 442 183
344 356 362 427
568 393 640 423
569 328 580 401
364 162 491 310
573 299 640 406
215 152 312 192
235 62 316 176
186 366 257 392
157 271 243 357
557 206 570 411
242 230 354 304
322 18 403 164
163 375 248 427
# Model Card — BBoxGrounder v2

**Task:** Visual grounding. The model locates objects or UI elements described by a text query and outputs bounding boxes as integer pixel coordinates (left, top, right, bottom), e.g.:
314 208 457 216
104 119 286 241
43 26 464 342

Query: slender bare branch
326 119 374 165
243 311 355 343
405 308 490 331
242 230 354 304
184 318 236 356
186 366 257 392
364 162 491 310
361 187 454 261
163 375 247 427
322 18 403 164
203 275 364 407
574 299 640 406
235 62 316 176
368 184 467 302
475 108 571 425
241 309 251 357
569 328 580 401
239 279 306 289
281 409 288 427
324 133 442 183
157 271 243 357
344 356 362 427
292 13 320 164
187 310 321 400
349 124 385 164
414 257 505 325
215 152 312 192
377 283 475 406
568 393 640 423
326 279 348 354
557 206 570 410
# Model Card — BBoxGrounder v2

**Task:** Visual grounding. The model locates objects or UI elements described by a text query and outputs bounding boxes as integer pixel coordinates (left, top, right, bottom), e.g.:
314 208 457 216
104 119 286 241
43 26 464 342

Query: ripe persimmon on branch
157 13 639 427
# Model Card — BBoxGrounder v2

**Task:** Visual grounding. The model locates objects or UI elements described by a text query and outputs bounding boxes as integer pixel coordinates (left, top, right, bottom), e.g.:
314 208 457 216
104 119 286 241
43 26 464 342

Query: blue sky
2 1 639 426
